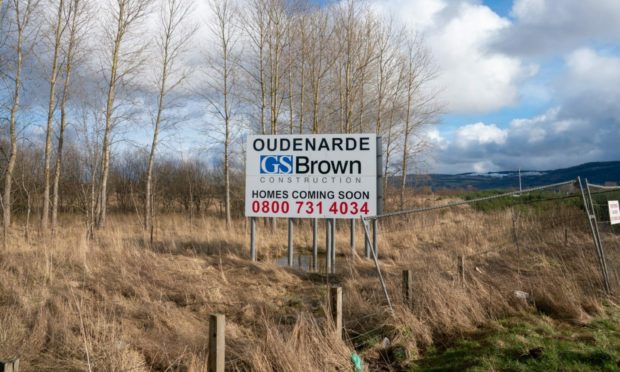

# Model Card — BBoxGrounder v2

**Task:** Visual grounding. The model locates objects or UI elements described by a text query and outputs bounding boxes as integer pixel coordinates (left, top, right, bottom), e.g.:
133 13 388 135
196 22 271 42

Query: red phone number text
250 200 370 215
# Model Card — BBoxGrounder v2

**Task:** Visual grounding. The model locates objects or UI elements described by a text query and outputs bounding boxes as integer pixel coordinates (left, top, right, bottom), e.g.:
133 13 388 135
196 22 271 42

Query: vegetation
414 309 620 371
462 189 583 212
1 192 619 370
1 2 619 368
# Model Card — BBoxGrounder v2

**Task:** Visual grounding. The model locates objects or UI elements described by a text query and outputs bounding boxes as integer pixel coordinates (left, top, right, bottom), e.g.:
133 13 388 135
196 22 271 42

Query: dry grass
1 197 618 370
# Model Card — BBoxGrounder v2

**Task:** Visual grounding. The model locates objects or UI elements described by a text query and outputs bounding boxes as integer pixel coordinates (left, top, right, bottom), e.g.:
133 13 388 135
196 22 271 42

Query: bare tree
80 100 104 238
51 0 89 232
399 37 439 208
241 0 268 135
307 9 333 134
0 0 442 233
286 19 294 134
333 0 378 134
144 0 194 231
3 0 39 241
379 25 405 193
266 0 288 134
41 0 66 230
0 1 8 78
0 1 4 27
98 0 151 228
374 21 397 136
295 11 308 134
206 0 240 228
283 4 309 135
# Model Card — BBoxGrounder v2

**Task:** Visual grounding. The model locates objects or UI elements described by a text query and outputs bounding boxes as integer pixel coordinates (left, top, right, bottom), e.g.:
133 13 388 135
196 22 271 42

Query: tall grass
0 197 618 370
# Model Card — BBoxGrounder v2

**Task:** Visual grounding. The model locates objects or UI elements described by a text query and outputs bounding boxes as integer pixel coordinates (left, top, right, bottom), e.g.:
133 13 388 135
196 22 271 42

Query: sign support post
312 218 318 271
326 219 332 273
287 218 294 267
331 218 336 273
250 217 256 261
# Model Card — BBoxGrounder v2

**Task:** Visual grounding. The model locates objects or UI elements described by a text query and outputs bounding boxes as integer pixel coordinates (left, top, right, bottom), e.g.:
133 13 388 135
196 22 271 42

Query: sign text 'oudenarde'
245 134 377 219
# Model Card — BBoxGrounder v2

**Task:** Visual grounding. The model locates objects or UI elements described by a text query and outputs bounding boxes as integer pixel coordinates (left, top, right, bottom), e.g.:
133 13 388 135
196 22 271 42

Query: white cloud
432 46 620 172
497 0 620 56
433 96 619 173
431 3 531 113
370 0 532 114
472 161 497 173
511 0 549 20
425 128 448 150
454 122 507 148
561 48 620 124
428 108 592 173
370 0 446 31
367 2 620 173
565 48 620 95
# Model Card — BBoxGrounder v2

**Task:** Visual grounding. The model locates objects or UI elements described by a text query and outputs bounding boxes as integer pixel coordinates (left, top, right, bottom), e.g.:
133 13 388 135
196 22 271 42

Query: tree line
0 0 439 239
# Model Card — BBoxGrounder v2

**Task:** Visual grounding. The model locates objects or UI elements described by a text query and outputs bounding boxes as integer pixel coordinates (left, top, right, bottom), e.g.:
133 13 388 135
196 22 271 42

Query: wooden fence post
329 286 343 339
209 314 225 372
0 359 19 372
402 270 413 307
458 255 465 286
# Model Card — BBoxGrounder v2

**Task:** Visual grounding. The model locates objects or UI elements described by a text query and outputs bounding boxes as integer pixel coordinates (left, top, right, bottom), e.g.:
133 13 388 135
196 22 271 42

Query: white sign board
609 200 620 225
245 134 377 219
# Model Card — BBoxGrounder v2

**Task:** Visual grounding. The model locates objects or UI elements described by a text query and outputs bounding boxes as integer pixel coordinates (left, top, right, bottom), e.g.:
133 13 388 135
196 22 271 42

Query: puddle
275 254 328 273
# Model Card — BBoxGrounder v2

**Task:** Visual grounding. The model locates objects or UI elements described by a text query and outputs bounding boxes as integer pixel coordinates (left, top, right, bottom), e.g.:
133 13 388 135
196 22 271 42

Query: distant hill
404 161 620 190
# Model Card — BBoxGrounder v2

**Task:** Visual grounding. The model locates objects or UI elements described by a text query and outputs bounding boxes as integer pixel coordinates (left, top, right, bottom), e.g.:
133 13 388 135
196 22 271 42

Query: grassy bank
414 307 620 371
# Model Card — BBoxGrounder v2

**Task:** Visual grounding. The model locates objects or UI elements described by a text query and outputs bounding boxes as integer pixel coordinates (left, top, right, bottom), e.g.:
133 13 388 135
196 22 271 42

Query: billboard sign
245 134 377 219
609 200 620 225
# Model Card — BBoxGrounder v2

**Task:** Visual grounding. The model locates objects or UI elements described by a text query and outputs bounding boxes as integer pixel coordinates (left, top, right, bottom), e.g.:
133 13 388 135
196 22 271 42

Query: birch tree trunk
400 73 413 209
42 0 65 230
98 3 124 229
297 15 306 134
3 0 38 242
52 0 83 232
209 0 238 228
399 37 439 208
145 0 192 231
98 0 151 228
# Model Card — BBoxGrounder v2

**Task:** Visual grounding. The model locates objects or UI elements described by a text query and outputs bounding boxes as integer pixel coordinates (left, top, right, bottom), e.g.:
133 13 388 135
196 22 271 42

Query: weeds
0 197 618 370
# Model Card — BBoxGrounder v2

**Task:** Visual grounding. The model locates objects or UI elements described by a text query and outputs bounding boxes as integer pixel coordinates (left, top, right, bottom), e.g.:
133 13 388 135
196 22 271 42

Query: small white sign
609 201 620 225
245 134 377 219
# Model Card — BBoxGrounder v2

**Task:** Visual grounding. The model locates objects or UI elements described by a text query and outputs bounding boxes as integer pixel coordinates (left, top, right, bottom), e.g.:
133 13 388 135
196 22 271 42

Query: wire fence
343 177 620 335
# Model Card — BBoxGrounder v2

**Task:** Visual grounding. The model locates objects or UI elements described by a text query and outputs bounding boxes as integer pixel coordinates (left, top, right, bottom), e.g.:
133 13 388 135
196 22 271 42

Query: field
1 193 620 371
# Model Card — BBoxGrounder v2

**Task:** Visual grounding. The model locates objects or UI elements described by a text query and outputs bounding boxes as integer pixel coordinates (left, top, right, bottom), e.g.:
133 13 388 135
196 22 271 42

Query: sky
5 0 620 175
355 0 620 173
